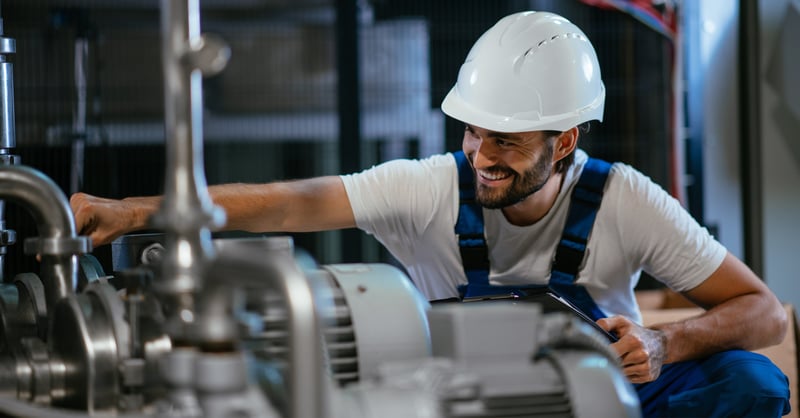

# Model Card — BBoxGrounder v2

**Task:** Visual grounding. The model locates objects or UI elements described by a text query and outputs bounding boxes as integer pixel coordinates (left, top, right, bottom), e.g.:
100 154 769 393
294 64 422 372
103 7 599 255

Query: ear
554 127 579 161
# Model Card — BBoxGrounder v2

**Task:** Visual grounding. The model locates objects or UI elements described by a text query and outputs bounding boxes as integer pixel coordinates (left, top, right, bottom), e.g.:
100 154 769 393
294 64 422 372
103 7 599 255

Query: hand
69 192 147 247
597 315 667 384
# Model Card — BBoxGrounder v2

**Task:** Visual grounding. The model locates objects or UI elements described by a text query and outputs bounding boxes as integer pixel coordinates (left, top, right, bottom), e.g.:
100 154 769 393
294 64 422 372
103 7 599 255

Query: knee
703 351 790 417
638 351 791 418
706 351 787 396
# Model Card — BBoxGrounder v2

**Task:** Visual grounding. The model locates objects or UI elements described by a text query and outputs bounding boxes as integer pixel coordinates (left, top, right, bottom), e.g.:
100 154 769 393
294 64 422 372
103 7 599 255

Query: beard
472 145 554 209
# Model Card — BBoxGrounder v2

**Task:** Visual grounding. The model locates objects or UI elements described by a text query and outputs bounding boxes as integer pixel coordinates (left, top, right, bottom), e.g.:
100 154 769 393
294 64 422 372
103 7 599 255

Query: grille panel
243 273 360 386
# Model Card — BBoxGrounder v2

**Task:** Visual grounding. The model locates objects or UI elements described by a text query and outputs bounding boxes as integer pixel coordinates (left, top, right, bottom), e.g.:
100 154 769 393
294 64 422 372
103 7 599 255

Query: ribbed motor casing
244 274 360 387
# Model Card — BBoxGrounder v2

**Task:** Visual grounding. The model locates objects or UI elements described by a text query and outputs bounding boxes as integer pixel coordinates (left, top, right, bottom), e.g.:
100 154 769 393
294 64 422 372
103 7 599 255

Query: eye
495 138 510 147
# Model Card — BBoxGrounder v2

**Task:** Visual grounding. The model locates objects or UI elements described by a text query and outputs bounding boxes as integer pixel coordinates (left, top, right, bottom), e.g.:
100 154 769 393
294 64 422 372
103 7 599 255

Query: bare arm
654 252 786 360
209 177 355 232
599 252 787 383
70 176 355 247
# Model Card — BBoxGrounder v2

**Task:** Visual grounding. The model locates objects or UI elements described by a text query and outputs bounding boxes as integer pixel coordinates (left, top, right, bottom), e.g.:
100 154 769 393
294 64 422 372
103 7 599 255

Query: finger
75 214 95 237
597 315 631 333
627 370 658 384
620 348 649 365
596 316 615 330
628 374 653 384
623 363 654 383
72 207 92 233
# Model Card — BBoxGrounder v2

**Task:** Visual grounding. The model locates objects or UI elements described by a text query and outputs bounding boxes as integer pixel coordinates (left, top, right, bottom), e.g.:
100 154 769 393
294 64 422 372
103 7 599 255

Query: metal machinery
0 1 641 417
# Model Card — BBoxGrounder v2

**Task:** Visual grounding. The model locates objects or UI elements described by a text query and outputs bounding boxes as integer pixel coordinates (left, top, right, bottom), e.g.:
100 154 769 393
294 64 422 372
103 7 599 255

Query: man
71 11 789 417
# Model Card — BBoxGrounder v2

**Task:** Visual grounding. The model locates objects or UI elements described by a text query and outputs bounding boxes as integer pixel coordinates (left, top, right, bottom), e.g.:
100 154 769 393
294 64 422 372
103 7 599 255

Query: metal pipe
69 36 88 195
151 0 225 339
151 2 324 415
0 165 89 312
0 57 14 151
0 9 16 151
0 1 20 284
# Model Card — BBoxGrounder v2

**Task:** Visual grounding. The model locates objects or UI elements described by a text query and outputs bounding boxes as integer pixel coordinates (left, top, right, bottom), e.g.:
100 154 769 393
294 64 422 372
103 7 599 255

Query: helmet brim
441 85 605 133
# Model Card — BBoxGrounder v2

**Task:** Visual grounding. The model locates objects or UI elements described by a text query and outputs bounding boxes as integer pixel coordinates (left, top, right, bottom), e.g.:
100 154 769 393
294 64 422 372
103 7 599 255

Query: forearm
209 183 293 232
652 292 786 364
209 177 355 233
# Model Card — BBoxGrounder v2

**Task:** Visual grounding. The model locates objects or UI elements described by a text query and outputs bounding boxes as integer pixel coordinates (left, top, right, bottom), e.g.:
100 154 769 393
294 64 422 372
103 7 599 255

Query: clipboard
462 287 618 342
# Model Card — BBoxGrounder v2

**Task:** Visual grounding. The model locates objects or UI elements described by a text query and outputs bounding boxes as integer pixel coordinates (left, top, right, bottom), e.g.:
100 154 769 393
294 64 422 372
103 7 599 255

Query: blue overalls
452 150 790 417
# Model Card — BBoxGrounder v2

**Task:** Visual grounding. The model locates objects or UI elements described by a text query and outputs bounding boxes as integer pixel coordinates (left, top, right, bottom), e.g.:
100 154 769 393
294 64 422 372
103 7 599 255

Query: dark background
1 0 675 289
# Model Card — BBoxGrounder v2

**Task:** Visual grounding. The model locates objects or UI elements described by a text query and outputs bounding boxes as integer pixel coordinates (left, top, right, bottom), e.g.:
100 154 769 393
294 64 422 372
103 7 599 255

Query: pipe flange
0 154 20 165
18 337 52 404
23 236 92 256
13 273 48 339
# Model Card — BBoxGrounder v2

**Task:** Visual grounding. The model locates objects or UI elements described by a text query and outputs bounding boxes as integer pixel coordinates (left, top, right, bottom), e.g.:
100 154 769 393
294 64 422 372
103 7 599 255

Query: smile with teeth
478 169 512 183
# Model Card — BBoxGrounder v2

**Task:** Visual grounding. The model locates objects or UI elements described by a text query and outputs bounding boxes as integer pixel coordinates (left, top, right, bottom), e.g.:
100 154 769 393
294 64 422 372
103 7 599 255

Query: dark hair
544 122 590 175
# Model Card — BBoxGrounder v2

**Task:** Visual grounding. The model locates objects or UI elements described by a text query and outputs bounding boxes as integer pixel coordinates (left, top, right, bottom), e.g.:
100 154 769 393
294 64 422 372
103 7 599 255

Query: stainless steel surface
48 284 128 413
0 38 14 55
11 273 48 339
150 0 226 337
0 62 14 151
0 165 89 310
149 2 326 416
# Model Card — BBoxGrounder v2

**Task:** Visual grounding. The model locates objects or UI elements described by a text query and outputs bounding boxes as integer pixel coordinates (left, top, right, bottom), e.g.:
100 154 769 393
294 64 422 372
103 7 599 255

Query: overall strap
550 157 613 286
453 151 489 287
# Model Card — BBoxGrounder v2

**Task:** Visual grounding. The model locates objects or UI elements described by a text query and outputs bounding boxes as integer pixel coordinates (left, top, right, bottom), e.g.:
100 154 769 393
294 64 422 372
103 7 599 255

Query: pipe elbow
0 165 77 239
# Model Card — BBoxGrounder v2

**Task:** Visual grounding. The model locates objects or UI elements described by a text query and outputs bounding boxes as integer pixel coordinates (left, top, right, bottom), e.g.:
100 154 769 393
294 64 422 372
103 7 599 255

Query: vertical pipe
336 0 362 263
153 0 223 340
739 0 763 275
69 37 88 195
0 6 15 152
0 2 19 284
0 44 13 151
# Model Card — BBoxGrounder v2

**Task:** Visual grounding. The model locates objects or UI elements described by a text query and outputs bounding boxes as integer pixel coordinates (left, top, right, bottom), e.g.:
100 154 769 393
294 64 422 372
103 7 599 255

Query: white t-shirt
340 149 726 323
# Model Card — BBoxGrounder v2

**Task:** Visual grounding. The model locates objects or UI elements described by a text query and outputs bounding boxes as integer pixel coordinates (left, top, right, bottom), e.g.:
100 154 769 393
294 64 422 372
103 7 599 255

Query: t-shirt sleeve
608 164 727 292
339 154 458 253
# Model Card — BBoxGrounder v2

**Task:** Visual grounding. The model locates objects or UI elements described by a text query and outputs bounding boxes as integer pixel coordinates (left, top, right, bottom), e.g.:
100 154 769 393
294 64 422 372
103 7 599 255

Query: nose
467 137 498 170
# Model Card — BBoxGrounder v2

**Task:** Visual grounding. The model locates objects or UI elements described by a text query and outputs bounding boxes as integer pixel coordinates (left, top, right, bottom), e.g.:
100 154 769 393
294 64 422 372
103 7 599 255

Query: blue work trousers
636 350 790 417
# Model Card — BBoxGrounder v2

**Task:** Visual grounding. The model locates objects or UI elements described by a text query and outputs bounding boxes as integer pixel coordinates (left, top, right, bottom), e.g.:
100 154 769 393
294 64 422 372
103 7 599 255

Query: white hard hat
441 11 605 133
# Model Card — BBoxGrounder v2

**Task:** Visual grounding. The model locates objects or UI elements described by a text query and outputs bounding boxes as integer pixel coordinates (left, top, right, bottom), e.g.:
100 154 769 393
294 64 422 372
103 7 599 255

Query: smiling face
462 124 557 209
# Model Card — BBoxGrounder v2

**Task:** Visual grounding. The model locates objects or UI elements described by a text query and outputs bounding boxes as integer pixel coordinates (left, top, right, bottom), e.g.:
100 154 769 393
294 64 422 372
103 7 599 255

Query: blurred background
0 0 797 307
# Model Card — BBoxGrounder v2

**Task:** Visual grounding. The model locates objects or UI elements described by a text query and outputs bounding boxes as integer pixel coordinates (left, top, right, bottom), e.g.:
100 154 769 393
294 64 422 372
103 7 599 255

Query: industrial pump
0 1 640 417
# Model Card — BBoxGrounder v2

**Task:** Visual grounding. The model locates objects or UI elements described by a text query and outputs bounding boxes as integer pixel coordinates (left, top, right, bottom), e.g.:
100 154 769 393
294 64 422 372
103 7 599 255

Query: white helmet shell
441 11 605 133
